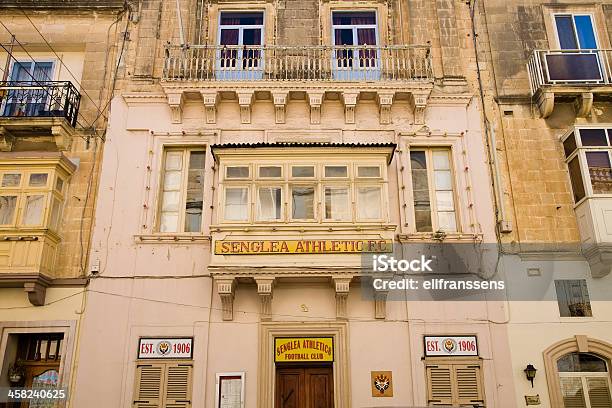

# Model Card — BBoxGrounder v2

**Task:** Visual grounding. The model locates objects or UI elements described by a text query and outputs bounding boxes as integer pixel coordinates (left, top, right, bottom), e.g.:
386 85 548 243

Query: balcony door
3 61 54 117
216 12 264 80
331 11 380 81
546 14 604 83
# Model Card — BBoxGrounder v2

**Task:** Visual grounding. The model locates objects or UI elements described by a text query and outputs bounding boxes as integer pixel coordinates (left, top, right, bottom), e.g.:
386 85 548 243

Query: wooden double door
275 365 334 408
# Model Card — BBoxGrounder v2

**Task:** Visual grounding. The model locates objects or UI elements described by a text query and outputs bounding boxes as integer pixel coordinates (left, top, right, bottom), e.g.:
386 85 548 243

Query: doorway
275 365 334 408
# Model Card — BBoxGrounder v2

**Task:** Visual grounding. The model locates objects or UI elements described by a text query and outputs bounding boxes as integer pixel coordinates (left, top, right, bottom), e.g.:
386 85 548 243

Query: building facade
70 0 520 407
0 0 128 404
475 0 612 407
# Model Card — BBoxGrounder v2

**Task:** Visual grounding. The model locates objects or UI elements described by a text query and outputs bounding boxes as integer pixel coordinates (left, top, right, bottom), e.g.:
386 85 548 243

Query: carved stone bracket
0 127 15 152
584 244 612 278
201 91 218 124
237 91 255 124
216 277 236 321
255 277 275 321
166 92 185 124
51 125 72 151
377 91 394 124
374 287 388 319
410 92 428 124
536 91 555 118
307 91 324 124
23 281 48 306
272 91 289 124
574 92 594 118
342 92 359 124
332 276 352 320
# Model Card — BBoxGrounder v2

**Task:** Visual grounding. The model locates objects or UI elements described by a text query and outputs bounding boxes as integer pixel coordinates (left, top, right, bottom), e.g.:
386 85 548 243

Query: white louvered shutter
427 365 453 405
164 363 193 408
133 364 163 408
560 377 587 408
586 377 612 408
455 364 484 406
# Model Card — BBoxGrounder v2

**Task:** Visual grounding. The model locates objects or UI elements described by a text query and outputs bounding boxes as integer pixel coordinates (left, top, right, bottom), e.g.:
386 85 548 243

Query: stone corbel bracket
201 91 219 124
51 123 73 151
342 92 359 124
536 91 555 118
574 92 593 118
374 286 388 319
410 92 429 125
166 91 185 124
377 91 394 125
23 275 52 306
272 91 289 124
237 91 255 124
332 276 352 320
584 244 612 278
307 91 325 124
215 277 236 321
254 277 275 321
0 127 15 152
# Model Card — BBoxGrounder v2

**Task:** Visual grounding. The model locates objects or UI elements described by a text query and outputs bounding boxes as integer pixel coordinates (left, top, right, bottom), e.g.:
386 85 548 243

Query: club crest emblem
374 374 390 394
157 341 171 356
443 338 457 354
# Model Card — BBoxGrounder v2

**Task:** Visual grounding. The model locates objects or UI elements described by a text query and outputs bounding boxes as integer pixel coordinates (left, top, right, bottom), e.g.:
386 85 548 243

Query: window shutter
455 364 484 405
164 363 193 408
426 365 453 405
133 364 163 408
586 377 612 408
560 377 587 408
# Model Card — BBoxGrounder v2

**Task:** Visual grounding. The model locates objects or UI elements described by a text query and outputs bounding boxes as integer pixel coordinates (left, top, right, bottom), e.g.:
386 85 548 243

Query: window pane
563 132 577 158
29 173 48 187
325 166 348 177
292 166 314 178
49 197 61 231
357 186 381 219
0 196 17 224
55 177 64 192
332 11 376 25
160 213 179 232
432 150 451 170
225 187 248 221
325 187 350 221
23 195 45 226
555 279 592 317
574 15 597 49
161 191 180 212
434 170 452 190
558 353 608 373
586 152 612 194
220 12 263 26
580 129 609 147
437 211 457 232
258 187 282 220
2 173 21 187
411 151 432 232
185 151 205 233
555 15 579 49
357 166 380 178
259 166 282 178
226 166 249 178
568 156 586 202
163 171 182 190
165 152 183 170
435 191 455 211
291 186 314 219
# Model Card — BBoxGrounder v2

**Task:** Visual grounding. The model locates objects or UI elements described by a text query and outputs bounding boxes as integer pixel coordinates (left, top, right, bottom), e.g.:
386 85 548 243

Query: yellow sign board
275 337 334 362
215 239 392 255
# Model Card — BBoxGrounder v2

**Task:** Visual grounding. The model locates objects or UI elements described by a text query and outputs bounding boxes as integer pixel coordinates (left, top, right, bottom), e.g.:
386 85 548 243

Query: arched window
558 352 612 408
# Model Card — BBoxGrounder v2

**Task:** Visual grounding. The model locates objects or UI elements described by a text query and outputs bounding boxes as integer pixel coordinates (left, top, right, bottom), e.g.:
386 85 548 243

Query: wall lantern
524 364 537 387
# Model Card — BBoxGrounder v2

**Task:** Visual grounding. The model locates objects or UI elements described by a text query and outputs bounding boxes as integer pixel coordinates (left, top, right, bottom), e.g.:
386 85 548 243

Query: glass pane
545 53 602 81
2 173 21 187
332 11 376 25
435 191 455 211
325 187 350 221
165 151 183 170
258 187 282 220
558 353 608 373
555 279 592 317
432 151 450 170
225 188 248 221
49 198 61 231
555 15 579 49
325 166 348 177
243 28 262 46
55 177 64 192
226 166 249 178
357 186 381 219
163 171 182 190
580 129 609 147
259 166 282 178
434 170 452 190
0 196 17 224
560 377 587 408
411 151 432 232
29 173 48 187
586 152 612 194
23 195 45 226
160 213 179 232
161 191 180 212
291 186 314 219
292 166 314 178
575 15 597 49
220 12 264 26
563 132 577 158
357 166 380 178
568 156 586 202
185 151 205 233
437 211 457 232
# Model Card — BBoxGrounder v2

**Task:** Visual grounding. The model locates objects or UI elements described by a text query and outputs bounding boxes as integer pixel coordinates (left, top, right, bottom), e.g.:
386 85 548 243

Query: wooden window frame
133 360 193 408
424 357 485 407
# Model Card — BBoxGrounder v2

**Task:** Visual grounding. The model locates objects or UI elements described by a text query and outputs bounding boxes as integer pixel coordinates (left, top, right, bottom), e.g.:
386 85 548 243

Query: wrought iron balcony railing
527 49 612 93
163 45 433 82
0 81 81 127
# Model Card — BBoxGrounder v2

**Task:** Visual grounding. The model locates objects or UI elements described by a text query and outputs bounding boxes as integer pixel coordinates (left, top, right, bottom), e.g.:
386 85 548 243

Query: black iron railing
0 81 81 127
